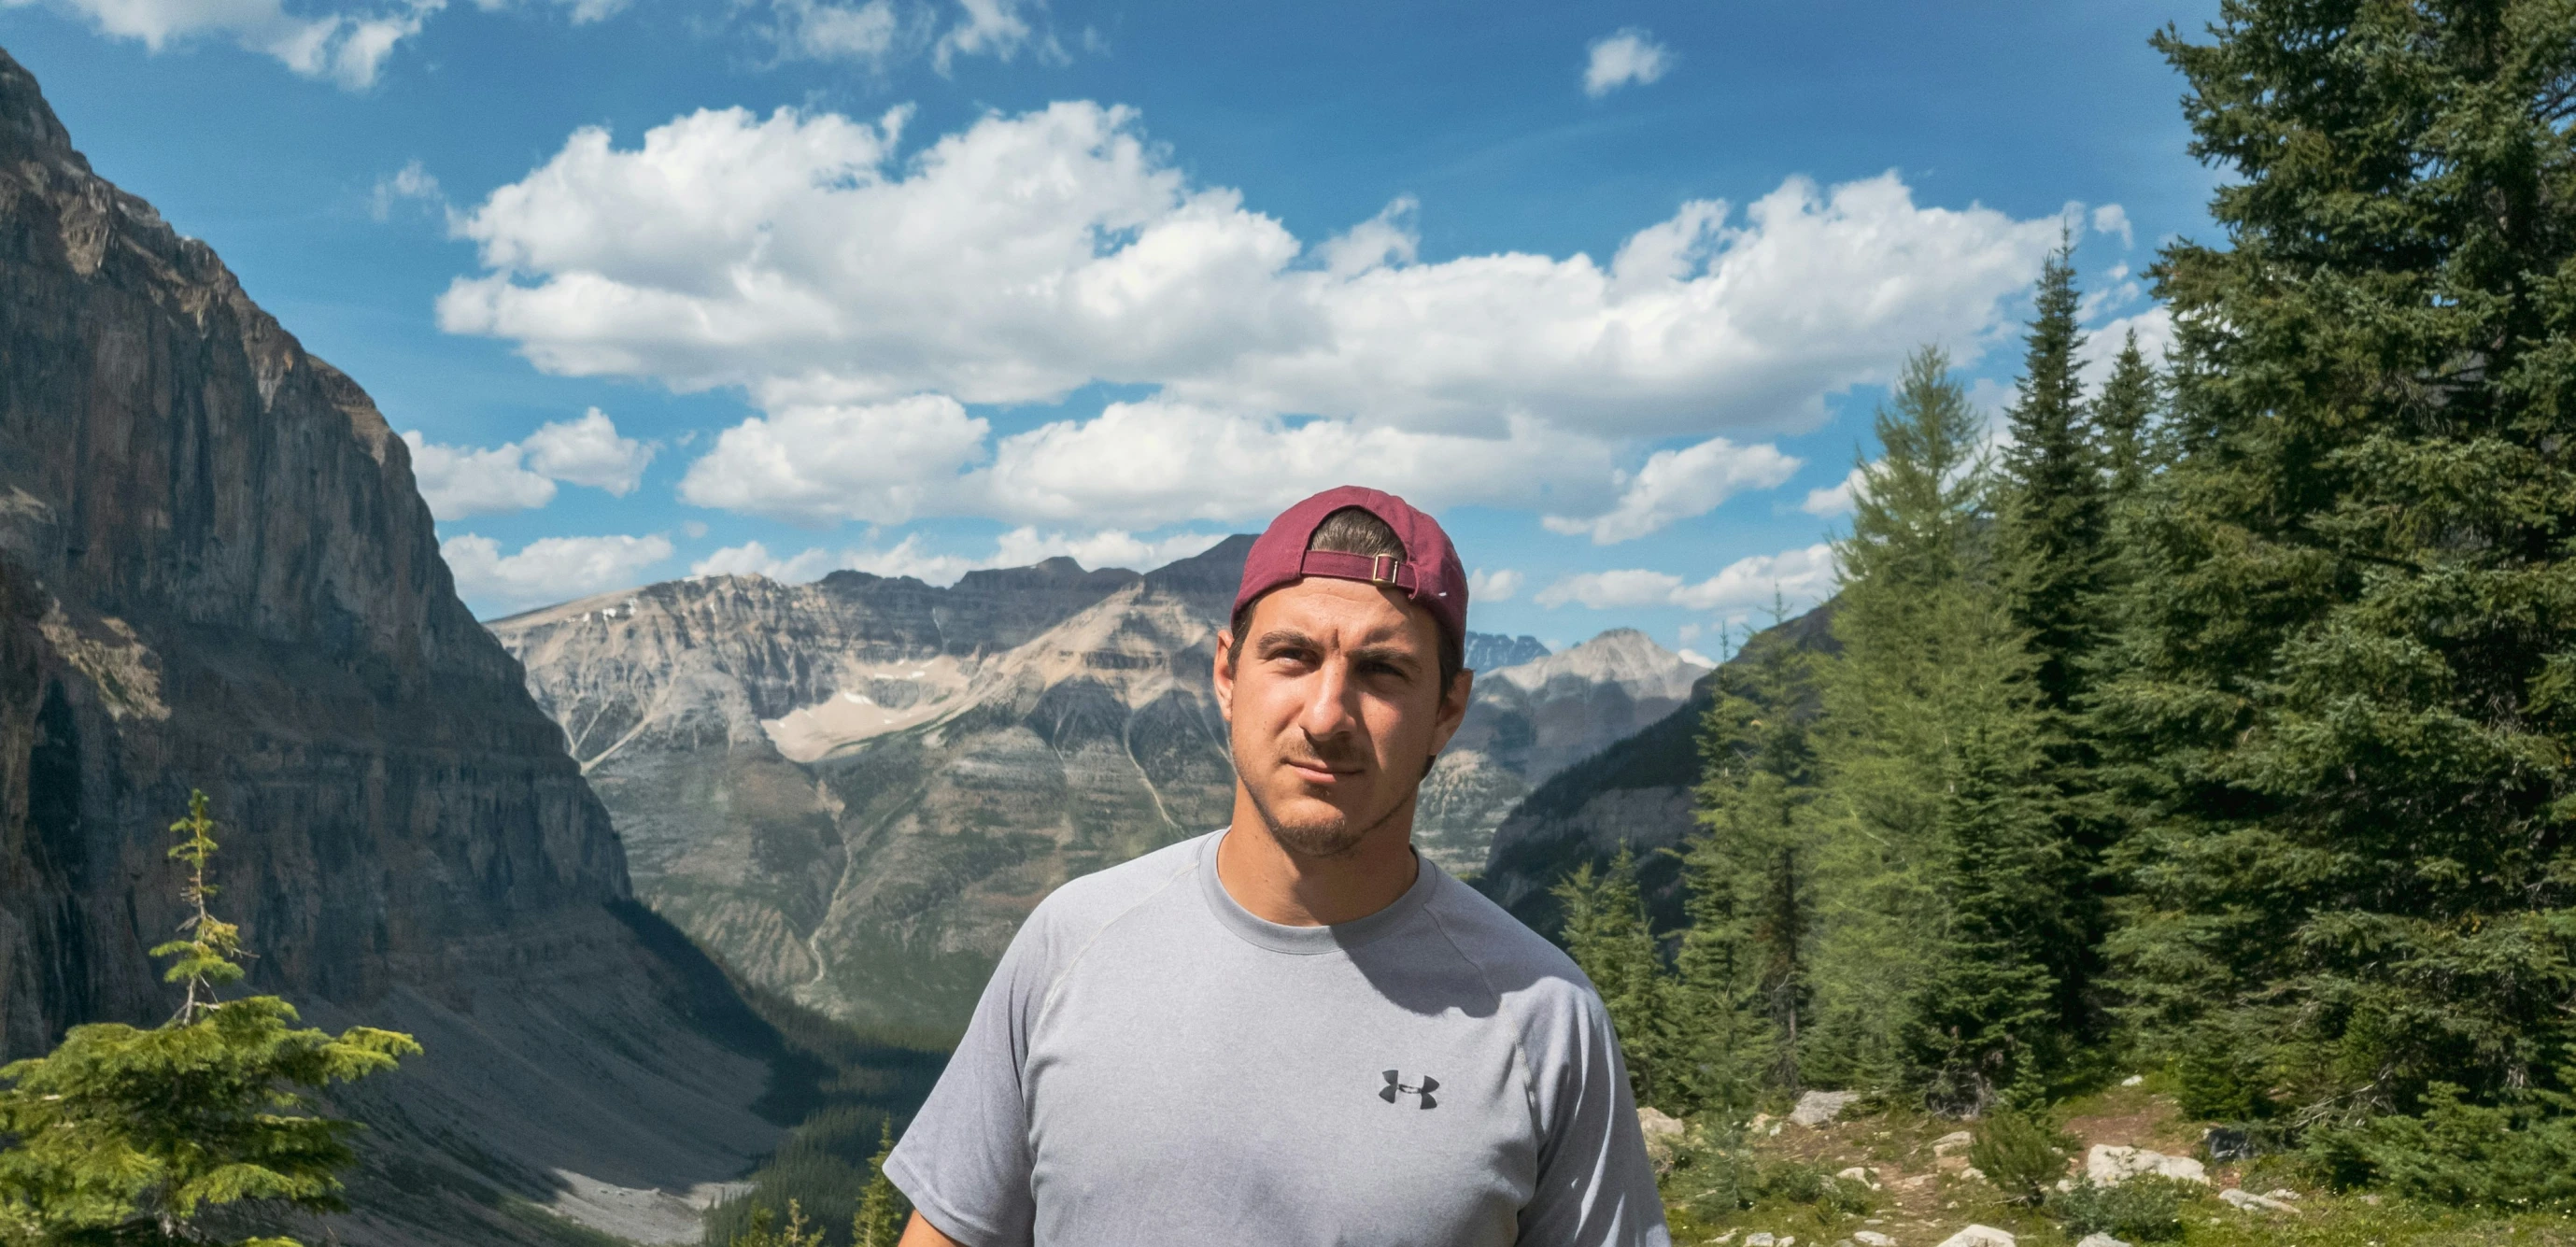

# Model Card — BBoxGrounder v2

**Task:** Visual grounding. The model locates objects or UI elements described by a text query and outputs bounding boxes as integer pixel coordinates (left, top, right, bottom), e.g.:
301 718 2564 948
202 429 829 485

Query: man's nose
1297 655 1364 743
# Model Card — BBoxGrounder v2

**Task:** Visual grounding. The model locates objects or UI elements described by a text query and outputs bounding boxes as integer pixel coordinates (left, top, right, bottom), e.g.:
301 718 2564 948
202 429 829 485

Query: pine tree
1554 853 1677 1109
729 1202 824 1247
1685 614 1826 1105
0 791 419 1247
2091 331 2163 503
1995 246 2131 1068
1903 719 2066 1113
851 1122 904 1247
2102 0 2576 1129
1999 239 2109 716
1800 347 2064 1103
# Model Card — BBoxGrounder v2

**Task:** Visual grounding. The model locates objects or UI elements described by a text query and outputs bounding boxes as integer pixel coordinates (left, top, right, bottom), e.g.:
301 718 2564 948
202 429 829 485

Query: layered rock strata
500 547 1704 1035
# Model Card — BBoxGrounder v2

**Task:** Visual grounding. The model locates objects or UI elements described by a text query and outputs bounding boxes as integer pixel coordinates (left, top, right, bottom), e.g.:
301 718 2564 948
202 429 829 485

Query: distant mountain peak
1493 626 1706 696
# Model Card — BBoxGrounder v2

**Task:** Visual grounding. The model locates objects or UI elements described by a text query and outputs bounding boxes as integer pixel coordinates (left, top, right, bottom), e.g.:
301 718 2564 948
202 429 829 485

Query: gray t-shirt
885 829 1671 1247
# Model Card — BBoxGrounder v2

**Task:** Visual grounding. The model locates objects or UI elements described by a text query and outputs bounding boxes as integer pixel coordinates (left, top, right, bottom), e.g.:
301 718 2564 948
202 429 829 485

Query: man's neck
1214 792 1421 927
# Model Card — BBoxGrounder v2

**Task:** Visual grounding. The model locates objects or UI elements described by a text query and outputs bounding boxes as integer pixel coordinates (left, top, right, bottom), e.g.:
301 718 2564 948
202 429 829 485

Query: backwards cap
1231 486 1467 649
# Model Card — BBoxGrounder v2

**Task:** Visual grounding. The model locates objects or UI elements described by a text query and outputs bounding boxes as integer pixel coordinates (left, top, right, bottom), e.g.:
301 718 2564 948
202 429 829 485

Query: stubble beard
1240 770 1417 860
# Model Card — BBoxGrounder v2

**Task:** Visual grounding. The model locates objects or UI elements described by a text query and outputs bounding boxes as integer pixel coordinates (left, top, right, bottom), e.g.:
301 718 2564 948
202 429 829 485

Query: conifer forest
1554 0 2576 1239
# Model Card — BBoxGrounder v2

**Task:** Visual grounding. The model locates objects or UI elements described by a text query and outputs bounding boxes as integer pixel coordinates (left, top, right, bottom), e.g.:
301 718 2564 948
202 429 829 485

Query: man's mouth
1284 758 1361 783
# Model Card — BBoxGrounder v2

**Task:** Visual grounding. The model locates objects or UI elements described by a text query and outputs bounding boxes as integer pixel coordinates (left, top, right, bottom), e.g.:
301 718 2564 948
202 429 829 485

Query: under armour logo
1380 1070 1438 1109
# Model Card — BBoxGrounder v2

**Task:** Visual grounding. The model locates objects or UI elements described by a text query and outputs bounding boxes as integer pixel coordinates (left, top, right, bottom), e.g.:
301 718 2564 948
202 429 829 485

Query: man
886 485 1669 1246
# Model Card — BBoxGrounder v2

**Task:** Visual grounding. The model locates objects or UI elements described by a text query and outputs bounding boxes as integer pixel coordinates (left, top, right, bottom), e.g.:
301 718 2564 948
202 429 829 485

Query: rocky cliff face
498 542 1703 1034
0 45 786 1247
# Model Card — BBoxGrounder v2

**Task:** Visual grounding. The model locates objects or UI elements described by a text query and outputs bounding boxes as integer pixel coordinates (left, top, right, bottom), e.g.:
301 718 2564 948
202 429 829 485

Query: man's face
1213 576 1473 859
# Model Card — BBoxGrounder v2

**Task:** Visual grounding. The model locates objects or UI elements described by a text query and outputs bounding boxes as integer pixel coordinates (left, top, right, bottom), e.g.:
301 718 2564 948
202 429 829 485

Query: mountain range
493 550 1706 1035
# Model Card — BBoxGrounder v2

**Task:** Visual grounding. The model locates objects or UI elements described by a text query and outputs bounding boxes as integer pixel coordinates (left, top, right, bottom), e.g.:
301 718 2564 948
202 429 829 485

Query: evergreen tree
0 791 419 1247
1684 614 1826 1105
2091 331 2163 503
1554 853 1677 1108
2102 0 2576 1128
1999 240 2109 716
851 1124 904 1247
1800 348 2063 1103
1902 719 2067 1113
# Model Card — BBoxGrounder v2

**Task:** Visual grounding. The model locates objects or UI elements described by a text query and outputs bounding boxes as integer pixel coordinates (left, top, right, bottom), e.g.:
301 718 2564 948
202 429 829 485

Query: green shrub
2048 1177 2195 1241
2172 1036 2271 1122
1968 1107 2076 1205
2311 1084 2576 1211
1658 1128 1875 1223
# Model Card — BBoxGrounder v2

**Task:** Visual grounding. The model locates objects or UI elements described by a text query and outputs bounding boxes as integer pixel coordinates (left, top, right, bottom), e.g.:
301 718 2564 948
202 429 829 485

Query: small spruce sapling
0 789 421 1247
851 1122 906 1247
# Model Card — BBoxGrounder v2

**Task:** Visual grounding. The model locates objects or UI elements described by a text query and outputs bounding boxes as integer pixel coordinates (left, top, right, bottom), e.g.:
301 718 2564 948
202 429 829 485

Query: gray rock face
1464 632 1548 672
498 540 1692 1034
0 45 780 1247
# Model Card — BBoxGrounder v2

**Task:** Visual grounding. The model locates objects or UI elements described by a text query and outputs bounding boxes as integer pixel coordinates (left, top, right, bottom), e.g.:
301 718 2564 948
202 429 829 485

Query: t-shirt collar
1199 827 1443 957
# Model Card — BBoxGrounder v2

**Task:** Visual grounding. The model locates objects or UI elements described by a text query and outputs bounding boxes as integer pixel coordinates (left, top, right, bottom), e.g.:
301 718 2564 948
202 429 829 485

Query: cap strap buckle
1368 554 1397 586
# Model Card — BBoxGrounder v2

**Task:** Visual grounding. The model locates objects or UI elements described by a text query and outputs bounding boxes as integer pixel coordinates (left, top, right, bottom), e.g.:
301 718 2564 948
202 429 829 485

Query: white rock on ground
1932 1129 1975 1155
1635 1105 1684 1170
2120 1074 2145 1086
1744 1234 1776 1246
2220 1187 2300 1214
2076 1236 2132 1247
1835 1166 1882 1190
1933 1226 2016 1247
1792 1089 1864 1127
2086 1143 2209 1185
1853 1233 1897 1247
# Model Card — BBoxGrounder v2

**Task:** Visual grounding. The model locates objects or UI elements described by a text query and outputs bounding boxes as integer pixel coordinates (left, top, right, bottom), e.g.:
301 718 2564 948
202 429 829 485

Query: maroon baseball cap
1231 486 1467 649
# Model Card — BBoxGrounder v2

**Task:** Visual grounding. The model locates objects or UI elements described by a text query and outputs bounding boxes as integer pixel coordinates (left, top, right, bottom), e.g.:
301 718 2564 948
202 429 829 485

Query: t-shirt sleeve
884 916 1054 1247
1519 990 1673 1247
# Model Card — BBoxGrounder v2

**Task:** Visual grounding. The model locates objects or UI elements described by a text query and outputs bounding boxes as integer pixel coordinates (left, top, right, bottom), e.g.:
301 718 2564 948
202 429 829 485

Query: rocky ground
1649 1079 2576 1247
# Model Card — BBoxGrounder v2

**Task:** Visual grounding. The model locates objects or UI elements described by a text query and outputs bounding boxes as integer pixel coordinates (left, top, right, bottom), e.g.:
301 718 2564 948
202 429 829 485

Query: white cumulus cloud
404 437 556 517
2080 305 2175 386
1542 435 1802 544
1469 568 1524 603
444 103 2067 441
6 0 444 88
523 407 656 494
403 409 654 518
676 395 990 525
1584 27 1670 97
440 98 2075 535
689 527 1222 588
1802 465 1868 517
446 532 674 614
1537 543 1836 619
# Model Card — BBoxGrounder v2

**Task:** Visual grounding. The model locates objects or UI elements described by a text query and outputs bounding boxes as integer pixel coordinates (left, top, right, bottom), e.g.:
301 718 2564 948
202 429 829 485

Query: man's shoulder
1421 869 1601 1018
1022 830 1211 946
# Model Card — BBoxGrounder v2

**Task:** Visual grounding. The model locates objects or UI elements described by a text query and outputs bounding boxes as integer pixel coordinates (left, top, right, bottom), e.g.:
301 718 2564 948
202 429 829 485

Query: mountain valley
495 550 1707 1035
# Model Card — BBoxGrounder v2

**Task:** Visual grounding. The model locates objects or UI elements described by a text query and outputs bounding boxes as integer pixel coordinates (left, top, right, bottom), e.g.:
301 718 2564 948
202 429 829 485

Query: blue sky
3 0 2216 655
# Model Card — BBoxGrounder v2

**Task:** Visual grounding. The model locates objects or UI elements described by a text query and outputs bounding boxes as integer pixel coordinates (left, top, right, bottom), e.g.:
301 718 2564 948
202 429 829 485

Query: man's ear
1212 630 1237 724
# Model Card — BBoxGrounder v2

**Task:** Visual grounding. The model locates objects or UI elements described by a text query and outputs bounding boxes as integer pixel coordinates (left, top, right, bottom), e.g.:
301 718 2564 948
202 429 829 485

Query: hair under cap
1231 486 1468 649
